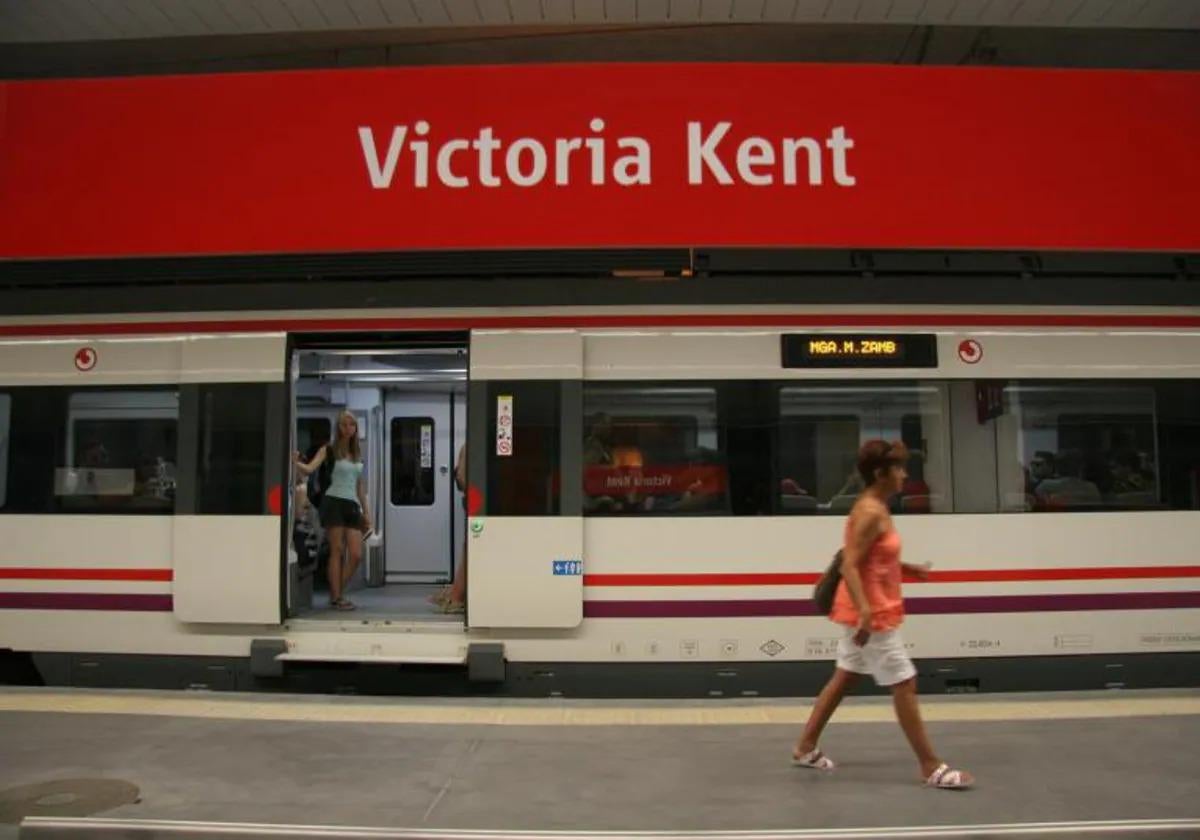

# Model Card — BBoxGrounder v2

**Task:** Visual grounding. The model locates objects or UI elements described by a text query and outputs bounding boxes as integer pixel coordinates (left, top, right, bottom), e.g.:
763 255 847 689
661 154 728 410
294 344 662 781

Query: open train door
466 330 583 628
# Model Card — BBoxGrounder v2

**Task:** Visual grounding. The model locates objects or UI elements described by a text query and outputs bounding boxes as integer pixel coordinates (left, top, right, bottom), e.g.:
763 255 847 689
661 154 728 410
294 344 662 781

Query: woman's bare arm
357 474 371 530
293 445 327 477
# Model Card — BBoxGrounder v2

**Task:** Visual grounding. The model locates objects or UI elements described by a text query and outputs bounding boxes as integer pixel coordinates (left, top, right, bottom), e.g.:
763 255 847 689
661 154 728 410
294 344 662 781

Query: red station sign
1 63 1198 259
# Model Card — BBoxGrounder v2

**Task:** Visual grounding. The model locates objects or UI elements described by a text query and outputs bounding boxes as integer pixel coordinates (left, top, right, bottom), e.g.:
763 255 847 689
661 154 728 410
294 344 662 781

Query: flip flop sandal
441 600 465 615
925 763 973 790
791 748 835 771
334 598 357 611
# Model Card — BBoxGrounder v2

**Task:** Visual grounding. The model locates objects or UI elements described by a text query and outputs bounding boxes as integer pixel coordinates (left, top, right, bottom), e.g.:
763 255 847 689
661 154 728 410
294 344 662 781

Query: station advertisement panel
1 63 1198 258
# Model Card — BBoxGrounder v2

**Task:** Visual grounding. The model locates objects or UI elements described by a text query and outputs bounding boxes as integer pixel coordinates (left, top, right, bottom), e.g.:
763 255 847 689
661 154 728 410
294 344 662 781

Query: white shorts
835 626 917 687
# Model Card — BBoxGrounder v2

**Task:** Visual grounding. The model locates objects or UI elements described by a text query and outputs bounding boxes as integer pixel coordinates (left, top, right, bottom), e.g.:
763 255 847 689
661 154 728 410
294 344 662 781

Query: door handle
439 466 449 475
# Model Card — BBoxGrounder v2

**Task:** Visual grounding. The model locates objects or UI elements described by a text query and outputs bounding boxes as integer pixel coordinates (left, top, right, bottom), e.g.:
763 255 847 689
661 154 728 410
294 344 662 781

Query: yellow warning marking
1 690 1198 727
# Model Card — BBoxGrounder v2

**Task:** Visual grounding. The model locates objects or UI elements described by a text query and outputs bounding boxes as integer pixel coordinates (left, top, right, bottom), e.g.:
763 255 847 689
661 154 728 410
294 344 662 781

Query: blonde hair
332 410 362 462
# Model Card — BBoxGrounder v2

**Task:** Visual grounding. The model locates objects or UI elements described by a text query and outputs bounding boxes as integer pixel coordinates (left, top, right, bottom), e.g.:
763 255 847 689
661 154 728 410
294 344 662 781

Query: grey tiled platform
1 691 1198 837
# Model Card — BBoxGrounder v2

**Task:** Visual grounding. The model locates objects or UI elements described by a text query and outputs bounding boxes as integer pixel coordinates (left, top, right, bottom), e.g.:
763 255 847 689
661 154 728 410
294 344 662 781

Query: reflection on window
391 417 435 506
1001 384 1162 512
57 390 178 513
583 385 728 516
777 384 949 515
0 394 10 508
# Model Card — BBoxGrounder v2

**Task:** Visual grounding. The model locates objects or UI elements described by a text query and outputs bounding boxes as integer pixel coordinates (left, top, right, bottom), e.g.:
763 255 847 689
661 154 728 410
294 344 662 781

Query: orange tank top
829 515 905 632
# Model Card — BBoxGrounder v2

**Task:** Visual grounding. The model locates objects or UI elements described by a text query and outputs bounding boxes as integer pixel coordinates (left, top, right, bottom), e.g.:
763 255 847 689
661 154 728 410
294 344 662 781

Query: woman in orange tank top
793 440 974 790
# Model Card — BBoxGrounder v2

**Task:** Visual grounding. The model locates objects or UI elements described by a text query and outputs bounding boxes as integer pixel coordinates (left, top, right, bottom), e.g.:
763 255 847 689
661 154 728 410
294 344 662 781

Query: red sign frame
1 63 1197 259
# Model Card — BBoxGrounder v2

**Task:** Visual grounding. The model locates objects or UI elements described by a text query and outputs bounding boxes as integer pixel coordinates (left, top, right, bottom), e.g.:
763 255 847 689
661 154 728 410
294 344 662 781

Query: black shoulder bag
812 549 844 616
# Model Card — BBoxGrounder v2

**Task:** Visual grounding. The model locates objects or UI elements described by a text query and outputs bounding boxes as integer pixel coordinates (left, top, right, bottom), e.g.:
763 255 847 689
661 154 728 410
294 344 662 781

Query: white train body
1 304 1198 693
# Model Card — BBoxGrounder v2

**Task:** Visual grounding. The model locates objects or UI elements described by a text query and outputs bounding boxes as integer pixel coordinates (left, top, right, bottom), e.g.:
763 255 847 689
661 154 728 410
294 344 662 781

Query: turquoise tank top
327 457 364 502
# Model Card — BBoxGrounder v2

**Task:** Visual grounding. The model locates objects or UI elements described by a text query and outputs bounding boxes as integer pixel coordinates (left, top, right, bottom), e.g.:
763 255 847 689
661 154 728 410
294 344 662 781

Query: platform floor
2 688 1199 837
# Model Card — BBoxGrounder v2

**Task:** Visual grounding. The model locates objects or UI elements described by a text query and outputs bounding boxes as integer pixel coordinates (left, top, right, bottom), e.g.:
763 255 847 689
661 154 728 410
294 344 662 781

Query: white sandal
925 763 973 790
791 748 835 771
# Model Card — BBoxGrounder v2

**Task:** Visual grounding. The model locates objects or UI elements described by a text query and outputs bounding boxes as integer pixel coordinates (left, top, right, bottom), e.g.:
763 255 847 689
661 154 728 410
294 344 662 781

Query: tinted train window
195 384 269 515
996 381 1200 512
484 381 560 516
777 383 951 515
391 417 435 506
0 393 10 508
57 390 179 514
583 384 728 516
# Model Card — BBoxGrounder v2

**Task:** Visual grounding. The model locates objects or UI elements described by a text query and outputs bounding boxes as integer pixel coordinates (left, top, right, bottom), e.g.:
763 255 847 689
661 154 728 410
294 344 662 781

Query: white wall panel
178 334 286 382
468 516 583 628
471 330 583 380
173 515 281 624
0 516 173 569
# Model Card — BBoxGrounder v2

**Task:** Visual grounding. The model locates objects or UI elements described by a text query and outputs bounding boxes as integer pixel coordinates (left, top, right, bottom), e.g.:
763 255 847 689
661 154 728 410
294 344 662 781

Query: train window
996 381 1200 512
485 381 561 516
582 384 728 516
55 390 179 514
195 384 269 515
0 393 9 508
777 383 951 515
390 417 435 506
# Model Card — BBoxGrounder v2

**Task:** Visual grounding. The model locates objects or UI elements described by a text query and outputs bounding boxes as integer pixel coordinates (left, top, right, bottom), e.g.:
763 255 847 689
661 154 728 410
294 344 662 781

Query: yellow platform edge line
0 693 1198 726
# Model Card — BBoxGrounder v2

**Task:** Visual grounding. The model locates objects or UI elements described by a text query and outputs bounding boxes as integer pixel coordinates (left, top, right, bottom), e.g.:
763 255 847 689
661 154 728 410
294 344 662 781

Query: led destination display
781 334 938 368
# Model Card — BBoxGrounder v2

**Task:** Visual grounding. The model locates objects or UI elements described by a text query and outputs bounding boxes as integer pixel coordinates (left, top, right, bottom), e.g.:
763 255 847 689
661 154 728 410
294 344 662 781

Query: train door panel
174 335 287 625
452 392 467 575
467 330 583 629
384 393 453 580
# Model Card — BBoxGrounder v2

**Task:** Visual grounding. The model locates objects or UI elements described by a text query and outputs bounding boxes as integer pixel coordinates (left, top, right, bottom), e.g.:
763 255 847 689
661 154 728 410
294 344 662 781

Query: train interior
287 345 468 623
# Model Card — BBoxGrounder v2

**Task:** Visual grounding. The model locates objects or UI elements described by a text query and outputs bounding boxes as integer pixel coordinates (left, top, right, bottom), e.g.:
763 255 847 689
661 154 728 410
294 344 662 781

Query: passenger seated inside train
1034 450 1101 508
1024 446 1159 511
582 412 728 514
782 448 933 515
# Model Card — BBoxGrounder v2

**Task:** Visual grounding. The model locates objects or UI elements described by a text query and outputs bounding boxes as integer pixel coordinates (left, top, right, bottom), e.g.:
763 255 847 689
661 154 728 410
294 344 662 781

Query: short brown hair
857 439 908 485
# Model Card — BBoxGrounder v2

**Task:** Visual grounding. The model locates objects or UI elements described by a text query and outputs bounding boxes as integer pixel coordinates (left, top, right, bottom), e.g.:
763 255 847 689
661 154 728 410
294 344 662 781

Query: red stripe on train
582 566 1200 587
0 568 173 582
3 312 1200 338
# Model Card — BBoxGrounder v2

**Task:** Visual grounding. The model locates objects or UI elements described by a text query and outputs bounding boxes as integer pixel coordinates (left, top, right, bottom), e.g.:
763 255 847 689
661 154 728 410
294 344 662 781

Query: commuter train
1 303 1198 695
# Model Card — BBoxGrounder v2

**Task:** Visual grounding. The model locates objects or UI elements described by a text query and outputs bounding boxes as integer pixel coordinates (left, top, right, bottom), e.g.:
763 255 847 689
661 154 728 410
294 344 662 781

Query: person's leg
341 525 363 597
795 667 859 757
447 535 467 605
326 525 345 605
890 677 942 778
887 666 973 787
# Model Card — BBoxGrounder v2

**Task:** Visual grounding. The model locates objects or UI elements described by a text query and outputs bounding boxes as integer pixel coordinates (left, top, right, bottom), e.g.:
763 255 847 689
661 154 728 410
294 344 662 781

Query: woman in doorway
431 443 468 614
793 439 974 790
295 410 372 611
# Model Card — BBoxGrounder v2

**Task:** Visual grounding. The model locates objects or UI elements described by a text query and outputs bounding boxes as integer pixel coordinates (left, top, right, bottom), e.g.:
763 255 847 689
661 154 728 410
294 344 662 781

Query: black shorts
319 496 363 529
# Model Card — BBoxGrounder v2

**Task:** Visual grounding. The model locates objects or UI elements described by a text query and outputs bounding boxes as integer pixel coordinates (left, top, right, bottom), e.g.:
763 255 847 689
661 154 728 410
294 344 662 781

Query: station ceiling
3 1 1200 77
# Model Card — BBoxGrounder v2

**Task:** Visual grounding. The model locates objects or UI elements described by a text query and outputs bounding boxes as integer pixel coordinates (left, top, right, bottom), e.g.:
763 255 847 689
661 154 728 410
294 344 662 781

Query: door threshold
285 614 465 633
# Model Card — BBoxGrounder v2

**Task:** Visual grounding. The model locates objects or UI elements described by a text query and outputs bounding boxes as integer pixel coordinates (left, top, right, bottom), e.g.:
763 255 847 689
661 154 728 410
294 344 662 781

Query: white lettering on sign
358 119 853 190
358 118 652 190
687 122 855 186
496 395 513 458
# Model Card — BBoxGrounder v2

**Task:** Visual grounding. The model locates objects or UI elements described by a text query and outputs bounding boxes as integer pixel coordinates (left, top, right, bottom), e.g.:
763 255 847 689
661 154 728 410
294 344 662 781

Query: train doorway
286 339 468 623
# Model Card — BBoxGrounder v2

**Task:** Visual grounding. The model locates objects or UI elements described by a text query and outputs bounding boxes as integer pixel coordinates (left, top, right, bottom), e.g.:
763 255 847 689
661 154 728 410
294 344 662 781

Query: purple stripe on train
0 593 173 611
582 592 1200 619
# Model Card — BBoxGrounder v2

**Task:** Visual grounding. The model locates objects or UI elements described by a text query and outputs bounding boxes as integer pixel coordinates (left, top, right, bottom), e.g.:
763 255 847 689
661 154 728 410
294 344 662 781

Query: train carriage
1 304 1198 695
